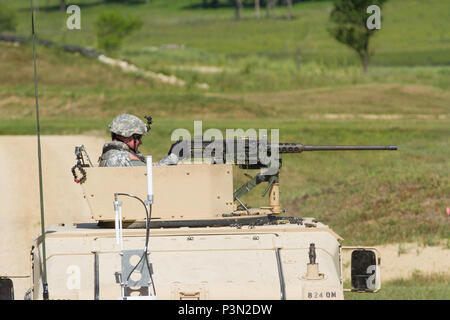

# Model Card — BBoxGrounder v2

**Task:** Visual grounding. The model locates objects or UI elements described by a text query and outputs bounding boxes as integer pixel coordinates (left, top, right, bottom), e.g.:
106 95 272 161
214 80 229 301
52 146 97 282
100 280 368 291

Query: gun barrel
278 143 397 153
300 145 398 151
174 140 397 158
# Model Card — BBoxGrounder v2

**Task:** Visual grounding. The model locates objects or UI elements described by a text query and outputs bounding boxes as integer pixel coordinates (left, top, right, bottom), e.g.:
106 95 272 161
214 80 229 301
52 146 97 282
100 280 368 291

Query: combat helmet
108 114 151 138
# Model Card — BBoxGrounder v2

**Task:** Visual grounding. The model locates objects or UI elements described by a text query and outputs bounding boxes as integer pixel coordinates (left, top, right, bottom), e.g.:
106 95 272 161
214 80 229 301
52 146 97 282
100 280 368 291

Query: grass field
0 0 449 298
345 272 450 300
2 0 450 92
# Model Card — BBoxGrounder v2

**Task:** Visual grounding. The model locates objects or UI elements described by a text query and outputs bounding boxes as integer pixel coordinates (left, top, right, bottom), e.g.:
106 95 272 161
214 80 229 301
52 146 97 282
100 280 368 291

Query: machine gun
168 137 397 213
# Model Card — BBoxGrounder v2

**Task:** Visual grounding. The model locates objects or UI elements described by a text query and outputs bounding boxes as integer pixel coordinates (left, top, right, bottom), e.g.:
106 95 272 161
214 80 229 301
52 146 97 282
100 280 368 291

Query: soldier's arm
153 153 180 166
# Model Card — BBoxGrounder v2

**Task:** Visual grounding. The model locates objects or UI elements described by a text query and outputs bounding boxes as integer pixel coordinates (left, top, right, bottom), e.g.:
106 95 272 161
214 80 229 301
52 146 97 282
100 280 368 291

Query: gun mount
168 138 397 214
15 136 395 300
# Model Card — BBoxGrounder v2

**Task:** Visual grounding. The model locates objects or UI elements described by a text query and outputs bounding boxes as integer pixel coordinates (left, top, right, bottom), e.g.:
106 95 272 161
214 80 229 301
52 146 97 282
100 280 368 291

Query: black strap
71 162 87 184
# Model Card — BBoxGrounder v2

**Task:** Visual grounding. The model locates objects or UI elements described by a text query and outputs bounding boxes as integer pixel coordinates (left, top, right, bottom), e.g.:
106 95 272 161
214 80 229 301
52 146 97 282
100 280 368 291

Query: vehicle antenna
31 0 49 300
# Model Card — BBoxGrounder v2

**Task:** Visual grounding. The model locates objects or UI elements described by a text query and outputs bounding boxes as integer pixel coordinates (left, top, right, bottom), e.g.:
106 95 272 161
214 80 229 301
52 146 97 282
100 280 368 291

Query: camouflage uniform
98 141 147 167
154 153 180 166
98 141 180 167
98 113 180 167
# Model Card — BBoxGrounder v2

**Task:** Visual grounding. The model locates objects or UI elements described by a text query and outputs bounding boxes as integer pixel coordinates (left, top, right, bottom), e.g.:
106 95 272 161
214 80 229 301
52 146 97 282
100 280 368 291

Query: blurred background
0 0 448 299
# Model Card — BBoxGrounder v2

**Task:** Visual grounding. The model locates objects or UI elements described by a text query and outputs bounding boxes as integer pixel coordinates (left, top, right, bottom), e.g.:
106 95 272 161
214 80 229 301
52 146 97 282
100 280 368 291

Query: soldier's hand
168 140 190 159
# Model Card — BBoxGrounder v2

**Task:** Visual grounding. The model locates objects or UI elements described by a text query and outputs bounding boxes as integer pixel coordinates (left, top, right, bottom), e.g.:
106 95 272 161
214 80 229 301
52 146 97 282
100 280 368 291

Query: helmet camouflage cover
109 114 148 137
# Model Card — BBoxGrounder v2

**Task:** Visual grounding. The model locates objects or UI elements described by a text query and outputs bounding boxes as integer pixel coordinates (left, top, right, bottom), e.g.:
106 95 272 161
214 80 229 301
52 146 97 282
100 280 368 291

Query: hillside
5 0 450 67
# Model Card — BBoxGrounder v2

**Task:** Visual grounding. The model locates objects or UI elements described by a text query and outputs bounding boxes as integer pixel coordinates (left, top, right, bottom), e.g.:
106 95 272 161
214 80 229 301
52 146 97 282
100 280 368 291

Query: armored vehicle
11 138 396 300
0 3 396 301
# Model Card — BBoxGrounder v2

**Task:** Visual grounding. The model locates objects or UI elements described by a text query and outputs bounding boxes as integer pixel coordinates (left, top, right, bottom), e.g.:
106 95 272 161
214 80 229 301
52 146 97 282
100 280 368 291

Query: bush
0 4 18 32
95 11 143 53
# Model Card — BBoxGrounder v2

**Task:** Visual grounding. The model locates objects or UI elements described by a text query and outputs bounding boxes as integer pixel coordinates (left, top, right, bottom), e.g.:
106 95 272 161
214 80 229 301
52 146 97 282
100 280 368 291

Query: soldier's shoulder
100 149 133 167
101 141 129 154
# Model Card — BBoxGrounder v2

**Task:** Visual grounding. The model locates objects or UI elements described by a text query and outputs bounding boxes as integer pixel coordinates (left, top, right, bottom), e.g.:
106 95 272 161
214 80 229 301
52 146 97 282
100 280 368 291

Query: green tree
95 11 143 53
328 0 387 73
235 0 243 20
0 3 18 32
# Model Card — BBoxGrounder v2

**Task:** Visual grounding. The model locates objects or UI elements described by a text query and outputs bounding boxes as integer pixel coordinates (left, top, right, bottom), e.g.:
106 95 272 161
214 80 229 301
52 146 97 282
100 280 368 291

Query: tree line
1 0 387 72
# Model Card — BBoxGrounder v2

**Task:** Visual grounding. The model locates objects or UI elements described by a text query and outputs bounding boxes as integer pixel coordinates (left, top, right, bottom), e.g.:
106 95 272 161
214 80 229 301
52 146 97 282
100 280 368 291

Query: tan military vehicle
1 138 396 300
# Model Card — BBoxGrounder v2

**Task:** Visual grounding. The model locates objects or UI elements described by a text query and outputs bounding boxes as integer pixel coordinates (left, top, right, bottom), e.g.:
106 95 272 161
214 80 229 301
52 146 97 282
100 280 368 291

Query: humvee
15 139 395 300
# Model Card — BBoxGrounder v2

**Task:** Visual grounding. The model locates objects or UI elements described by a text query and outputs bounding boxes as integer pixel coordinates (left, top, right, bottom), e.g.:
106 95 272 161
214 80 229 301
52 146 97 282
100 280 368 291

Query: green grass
345 272 450 300
0 118 109 135
3 0 450 67
1 42 449 120
2 0 449 94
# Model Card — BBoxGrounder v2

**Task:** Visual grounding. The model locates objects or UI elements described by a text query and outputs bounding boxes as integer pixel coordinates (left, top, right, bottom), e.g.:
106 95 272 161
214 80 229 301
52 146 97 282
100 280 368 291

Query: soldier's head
109 114 150 153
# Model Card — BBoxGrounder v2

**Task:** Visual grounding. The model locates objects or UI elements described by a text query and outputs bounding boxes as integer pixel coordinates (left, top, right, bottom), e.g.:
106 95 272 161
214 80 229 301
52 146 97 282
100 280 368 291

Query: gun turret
168 137 397 212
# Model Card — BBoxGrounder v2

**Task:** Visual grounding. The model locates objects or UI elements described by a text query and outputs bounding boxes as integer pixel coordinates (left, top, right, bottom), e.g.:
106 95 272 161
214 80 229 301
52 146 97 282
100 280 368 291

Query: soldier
98 114 179 167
